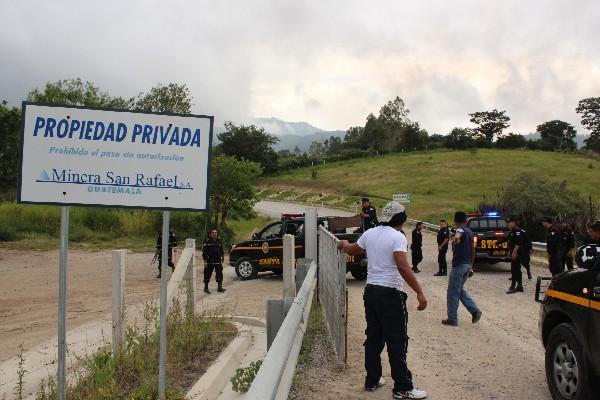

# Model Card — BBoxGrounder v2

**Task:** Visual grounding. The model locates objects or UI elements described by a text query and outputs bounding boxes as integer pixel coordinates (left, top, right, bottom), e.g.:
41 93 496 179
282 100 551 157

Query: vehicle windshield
468 218 508 232
259 222 283 240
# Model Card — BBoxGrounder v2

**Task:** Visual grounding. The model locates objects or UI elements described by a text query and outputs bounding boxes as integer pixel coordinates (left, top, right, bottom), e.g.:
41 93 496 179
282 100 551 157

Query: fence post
185 239 196 315
283 234 295 298
295 258 309 293
304 208 318 261
112 249 126 356
266 299 284 350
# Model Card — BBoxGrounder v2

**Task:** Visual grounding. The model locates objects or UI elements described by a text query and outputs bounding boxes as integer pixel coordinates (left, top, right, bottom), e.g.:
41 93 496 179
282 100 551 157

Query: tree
495 133 527 149
576 97 600 152
210 156 262 234
27 78 127 108
444 127 476 149
378 96 410 127
469 109 510 142
217 122 280 174
325 136 344 155
536 120 577 151
130 83 192 114
343 126 365 149
498 173 586 240
0 101 21 191
308 141 325 157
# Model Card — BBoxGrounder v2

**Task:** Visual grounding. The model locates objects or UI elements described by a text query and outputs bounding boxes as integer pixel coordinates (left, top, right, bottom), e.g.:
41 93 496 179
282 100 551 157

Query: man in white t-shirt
338 201 428 400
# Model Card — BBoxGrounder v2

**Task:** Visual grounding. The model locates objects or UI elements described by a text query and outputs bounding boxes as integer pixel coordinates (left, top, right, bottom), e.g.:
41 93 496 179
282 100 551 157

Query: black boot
217 282 226 293
506 281 516 294
204 283 211 294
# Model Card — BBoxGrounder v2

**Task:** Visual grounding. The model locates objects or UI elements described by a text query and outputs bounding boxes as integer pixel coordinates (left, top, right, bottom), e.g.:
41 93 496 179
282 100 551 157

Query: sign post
58 205 69 400
158 210 169 399
18 103 213 399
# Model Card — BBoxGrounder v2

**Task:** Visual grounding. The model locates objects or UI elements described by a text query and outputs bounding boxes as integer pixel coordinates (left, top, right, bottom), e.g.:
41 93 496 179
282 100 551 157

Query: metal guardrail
407 218 547 252
246 260 317 400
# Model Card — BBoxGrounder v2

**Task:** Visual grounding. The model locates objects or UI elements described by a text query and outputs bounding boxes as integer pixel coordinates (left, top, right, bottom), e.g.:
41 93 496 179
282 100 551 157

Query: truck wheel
235 257 257 280
545 323 592 400
350 266 368 281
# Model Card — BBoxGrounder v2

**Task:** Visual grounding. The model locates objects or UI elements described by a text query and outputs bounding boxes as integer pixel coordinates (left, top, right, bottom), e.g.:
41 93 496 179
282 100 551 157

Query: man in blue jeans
442 211 482 326
338 201 428 399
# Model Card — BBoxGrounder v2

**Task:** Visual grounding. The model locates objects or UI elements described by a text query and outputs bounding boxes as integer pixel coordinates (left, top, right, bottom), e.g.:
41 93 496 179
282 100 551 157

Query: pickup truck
536 243 600 400
229 214 367 280
467 212 511 263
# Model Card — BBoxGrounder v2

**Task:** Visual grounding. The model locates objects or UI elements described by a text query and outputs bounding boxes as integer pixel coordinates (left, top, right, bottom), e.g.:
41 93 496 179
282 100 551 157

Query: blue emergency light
484 211 500 217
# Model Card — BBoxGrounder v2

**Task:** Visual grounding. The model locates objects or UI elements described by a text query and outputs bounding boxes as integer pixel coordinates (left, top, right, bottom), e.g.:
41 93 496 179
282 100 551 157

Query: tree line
267 96 600 173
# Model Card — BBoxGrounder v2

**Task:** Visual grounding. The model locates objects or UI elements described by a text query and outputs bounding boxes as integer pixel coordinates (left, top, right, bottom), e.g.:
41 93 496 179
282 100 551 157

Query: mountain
251 117 323 137
213 117 346 152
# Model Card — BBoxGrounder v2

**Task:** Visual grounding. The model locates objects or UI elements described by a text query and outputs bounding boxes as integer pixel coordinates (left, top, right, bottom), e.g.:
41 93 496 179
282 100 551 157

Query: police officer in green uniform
202 229 225 294
505 217 525 294
560 220 576 271
543 217 564 276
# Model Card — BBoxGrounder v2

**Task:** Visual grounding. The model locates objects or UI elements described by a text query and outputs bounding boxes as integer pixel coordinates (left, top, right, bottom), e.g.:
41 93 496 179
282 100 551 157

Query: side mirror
252 232 259 240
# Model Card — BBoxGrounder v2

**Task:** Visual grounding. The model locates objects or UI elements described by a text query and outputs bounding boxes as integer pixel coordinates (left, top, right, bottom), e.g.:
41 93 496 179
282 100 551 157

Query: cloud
1 0 600 135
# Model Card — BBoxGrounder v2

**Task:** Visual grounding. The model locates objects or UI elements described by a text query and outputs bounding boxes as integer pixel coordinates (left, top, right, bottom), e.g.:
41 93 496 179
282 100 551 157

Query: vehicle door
589 267 600 373
256 221 284 268
285 220 306 259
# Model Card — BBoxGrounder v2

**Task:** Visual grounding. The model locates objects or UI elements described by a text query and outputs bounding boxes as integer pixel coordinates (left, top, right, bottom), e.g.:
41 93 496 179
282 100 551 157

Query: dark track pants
204 261 223 283
549 252 565 276
363 284 414 392
438 249 448 273
411 249 423 268
510 259 522 286
158 257 174 273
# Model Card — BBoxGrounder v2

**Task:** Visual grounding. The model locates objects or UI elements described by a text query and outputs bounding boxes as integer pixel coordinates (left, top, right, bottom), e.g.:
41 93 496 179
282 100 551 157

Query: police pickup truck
467 212 511 263
536 244 600 400
229 214 366 280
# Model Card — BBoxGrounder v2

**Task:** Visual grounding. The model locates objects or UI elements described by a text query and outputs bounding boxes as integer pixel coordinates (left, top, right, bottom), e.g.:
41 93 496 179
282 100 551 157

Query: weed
34 299 236 399
231 360 262 393
14 344 26 400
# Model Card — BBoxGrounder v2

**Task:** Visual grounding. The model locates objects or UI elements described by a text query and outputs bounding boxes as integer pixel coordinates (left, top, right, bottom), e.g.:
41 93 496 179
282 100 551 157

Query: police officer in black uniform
202 228 225 294
505 216 525 294
361 198 379 232
543 217 564 276
520 227 533 280
411 222 423 273
156 229 177 279
560 220 576 271
434 219 450 276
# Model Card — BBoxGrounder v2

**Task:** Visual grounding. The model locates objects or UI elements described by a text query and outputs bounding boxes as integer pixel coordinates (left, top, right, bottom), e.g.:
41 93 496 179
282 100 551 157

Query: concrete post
111 249 126 356
266 299 284 350
295 258 309 294
185 239 196 315
283 234 296 298
304 208 318 261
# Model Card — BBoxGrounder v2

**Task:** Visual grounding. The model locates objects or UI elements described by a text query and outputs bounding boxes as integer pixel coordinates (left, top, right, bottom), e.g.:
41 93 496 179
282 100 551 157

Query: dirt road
1 200 554 399
296 228 553 400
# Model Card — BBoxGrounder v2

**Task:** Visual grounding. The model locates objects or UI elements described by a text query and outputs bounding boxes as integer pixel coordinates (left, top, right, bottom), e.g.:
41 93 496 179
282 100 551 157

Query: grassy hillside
261 149 600 222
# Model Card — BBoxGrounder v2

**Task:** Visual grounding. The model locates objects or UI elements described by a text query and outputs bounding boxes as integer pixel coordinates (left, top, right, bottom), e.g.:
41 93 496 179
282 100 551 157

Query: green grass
35 301 237 400
262 149 600 222
0 202 271 251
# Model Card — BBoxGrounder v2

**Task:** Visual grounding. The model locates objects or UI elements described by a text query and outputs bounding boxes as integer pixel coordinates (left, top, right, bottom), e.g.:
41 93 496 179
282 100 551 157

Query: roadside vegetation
34 301 236 400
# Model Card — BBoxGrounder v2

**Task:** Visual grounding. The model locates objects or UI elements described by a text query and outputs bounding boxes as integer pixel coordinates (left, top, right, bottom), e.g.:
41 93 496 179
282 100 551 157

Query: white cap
380 201 406 223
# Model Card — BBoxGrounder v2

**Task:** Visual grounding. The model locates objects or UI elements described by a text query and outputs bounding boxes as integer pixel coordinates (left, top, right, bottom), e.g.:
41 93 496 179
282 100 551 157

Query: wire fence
317 225 347 364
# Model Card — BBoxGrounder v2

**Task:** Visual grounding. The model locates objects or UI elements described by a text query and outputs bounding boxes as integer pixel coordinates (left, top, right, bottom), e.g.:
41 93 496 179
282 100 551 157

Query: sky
1 0 600 134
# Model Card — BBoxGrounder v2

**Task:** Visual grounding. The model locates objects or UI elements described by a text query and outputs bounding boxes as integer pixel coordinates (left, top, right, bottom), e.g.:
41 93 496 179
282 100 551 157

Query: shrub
231 360 262 393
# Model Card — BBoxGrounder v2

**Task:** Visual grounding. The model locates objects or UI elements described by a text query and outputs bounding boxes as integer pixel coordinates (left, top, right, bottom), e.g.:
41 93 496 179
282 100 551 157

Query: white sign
18 103 214 210
392 193 411 203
